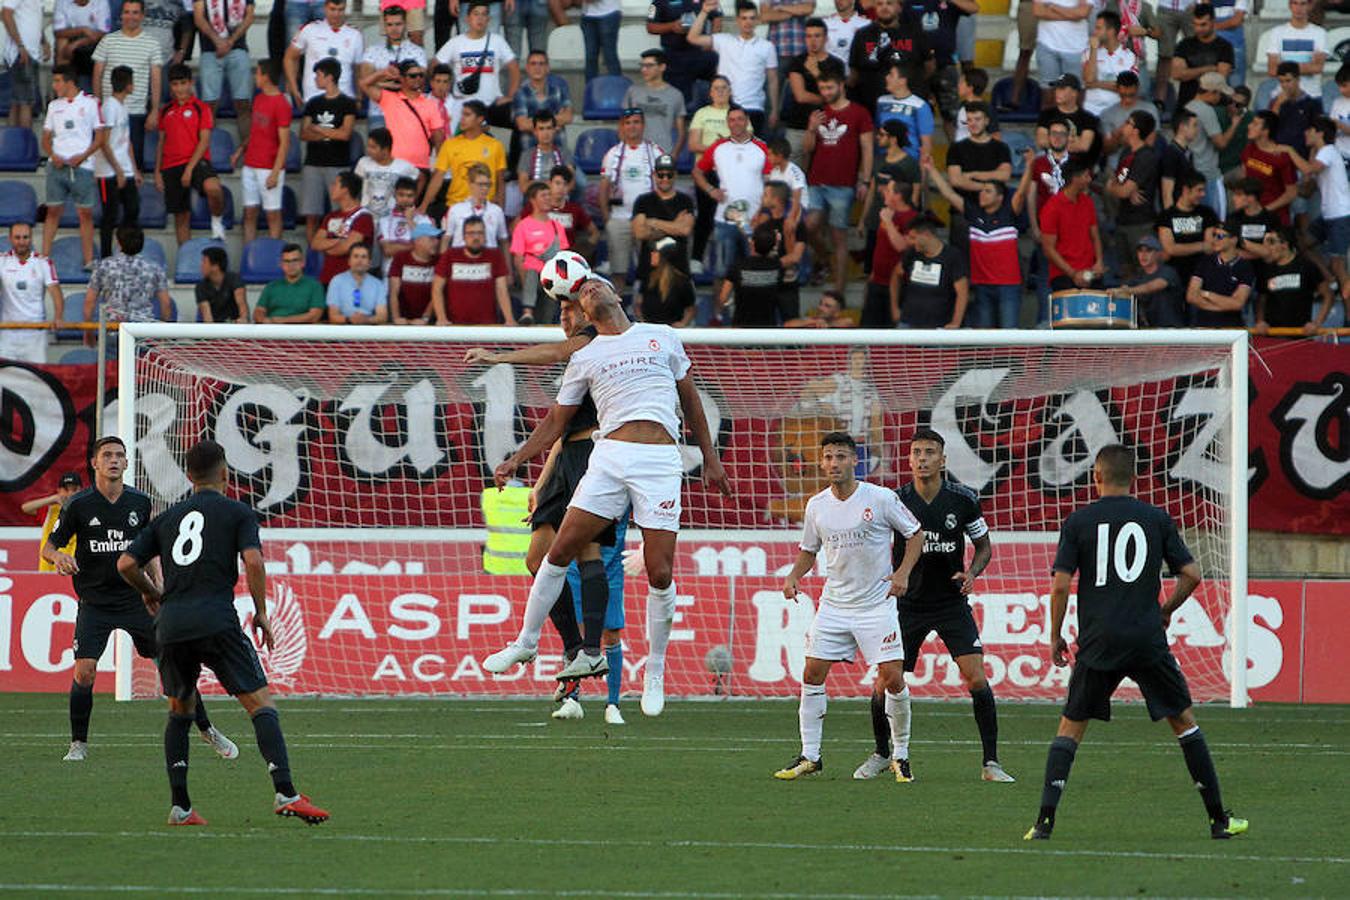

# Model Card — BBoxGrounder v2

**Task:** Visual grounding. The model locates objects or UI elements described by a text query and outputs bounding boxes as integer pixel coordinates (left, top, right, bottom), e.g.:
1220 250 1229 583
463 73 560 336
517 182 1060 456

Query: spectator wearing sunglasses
599 107 665 294
1187 224 1254 327
359 58 444 170
632 153 696 291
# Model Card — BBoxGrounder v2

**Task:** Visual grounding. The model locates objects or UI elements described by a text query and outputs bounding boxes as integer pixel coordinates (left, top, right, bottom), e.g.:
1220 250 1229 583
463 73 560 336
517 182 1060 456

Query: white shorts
568 438 683 532
0 328 47 363
242 166 284 211
805 601 904 666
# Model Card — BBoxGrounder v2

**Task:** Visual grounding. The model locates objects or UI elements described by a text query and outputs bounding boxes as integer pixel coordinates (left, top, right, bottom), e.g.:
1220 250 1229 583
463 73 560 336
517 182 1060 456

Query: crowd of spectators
1 0 1348 360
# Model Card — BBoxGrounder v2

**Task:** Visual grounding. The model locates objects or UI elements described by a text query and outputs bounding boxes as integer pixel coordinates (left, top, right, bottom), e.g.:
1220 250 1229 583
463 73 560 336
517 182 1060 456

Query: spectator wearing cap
358 59 444 172
759 0 815 73
195 245 247 322
1105 110 1162 279
388 222 443 325
1189 71 1242 217
1036 74 1101 164
895 213 969 329
624 50 688 157
1187 223 1254 326
1265 0 1328 99
1110 234 1187 327
1172 4 1233 111
632 153 695 286
327 243 389 324
1270 60 1325 158
511 180 570 323
1099 71 1157 168
1033 0 1091 89
1082 11 1137 117
645 0 721 105
804 65 872 295
600 108 666 294
639 237 698 326
687 0 780 135
1039 156 1104 291
23 472 82 572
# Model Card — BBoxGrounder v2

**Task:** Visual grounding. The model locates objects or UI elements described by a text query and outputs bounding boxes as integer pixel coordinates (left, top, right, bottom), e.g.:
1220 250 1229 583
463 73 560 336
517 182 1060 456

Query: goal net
117 325 1250 706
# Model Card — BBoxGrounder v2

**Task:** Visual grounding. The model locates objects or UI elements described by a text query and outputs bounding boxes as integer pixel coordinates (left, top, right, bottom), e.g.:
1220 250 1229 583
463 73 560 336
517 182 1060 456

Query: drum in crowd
1049 290 1137 329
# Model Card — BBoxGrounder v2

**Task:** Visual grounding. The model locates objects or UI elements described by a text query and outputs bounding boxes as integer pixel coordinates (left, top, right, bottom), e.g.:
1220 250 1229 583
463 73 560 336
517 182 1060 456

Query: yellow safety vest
480 486 532 575
38 505 75 572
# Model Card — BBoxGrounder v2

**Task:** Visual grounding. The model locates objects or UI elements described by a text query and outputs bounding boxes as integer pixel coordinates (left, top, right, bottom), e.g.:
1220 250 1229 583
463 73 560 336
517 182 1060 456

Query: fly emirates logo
88 528 132 555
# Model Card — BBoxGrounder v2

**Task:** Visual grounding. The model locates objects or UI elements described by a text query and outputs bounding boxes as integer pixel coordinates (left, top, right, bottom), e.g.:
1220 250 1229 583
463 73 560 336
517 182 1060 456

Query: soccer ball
539 250 592 301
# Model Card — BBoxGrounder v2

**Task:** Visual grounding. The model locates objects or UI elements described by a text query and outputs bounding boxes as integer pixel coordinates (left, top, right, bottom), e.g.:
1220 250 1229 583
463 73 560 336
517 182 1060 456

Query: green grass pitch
0 693 1345 898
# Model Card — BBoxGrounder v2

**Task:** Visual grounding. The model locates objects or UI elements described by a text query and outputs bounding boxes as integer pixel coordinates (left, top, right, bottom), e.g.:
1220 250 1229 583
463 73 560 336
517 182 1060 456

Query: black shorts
73 602 157 661
1062 653 1194 723
531 439 618 547
163 160 217 213
158 627 268 700
899 601 982 673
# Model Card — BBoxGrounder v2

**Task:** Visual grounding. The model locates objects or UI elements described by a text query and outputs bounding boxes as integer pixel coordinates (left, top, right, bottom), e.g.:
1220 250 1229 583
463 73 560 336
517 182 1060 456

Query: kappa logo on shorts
862 507 873 522
881 631 897 645
658 499 677 510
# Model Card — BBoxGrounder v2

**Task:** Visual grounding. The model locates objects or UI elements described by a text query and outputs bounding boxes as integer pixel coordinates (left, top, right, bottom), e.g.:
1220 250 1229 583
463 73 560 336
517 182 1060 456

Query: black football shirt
893 480 988 609
47 486 153 611
1053 495 1194 669
126 490 262 643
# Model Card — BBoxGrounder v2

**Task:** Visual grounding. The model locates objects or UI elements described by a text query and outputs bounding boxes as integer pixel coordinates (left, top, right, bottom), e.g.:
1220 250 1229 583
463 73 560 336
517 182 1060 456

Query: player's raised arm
463 331 594 366
676 373 731 497
242 546 273 650
495 403 581 488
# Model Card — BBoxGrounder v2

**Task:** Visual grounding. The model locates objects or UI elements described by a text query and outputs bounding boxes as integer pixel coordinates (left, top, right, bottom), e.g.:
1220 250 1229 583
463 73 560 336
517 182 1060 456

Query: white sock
517 560 568 648
800 683 826 762
885 687 912 760
210 214 224 230
645 582 677 676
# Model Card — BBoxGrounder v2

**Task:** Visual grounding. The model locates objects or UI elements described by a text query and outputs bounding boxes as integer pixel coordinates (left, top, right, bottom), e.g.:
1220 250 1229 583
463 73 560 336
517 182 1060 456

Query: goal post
115 324 1249 707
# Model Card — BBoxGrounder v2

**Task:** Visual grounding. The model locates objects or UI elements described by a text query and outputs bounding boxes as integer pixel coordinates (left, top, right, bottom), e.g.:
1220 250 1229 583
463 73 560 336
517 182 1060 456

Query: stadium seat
285 130 302 173
991 77 1041 123
676 147 695 174
49 236 95 284
583 75 633 121
0 181 37 225
59 347 100 364
141 130 158 172
56 190 103 228
189 185 235 230
175 237 225 284
138 183 168 228
546 25 583 70
241 237 286 283
0 127 39 171
349 131 366 166
210 128 237 173
305 248 324 277
574 128 619 175
282 185 298 230
1005 130 1035 177
55 292 85 340
140 236 168 271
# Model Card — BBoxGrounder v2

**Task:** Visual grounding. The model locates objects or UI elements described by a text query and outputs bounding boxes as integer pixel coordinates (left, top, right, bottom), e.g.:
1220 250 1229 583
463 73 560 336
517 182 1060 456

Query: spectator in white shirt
1 0 47 128
599 108 663 295
822 0 866 75
1266 0 1328 98
434 0 520 129
94 65 140 260
687 0 780 135
358 5 426 130
53 0 111 81
0 223 62 363
42 65 106 271
1082 11 1137 116
1034 0 1090 87
285 0 365 103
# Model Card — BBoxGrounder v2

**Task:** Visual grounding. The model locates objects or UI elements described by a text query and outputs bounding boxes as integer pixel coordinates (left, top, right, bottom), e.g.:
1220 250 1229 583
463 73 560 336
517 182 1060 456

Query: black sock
548 582 583 660
869 691 890 757
971 685 999 764
192 691 213 732
69 680 93 743
251 707 296 797
578 559 608 655
165 712 193 810
1037 735 1079 828
1179 729 1226 820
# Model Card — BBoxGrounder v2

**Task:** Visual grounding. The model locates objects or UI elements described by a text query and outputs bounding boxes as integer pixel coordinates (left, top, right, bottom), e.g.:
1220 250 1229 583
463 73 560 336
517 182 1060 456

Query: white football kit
799 481 921 664
556 322 689 531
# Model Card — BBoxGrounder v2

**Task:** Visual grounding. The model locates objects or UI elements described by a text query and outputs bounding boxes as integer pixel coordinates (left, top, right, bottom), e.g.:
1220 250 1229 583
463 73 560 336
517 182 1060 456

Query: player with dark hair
1024 444 1247 840
43 436 235 763
118 439 329 827
854 428 1012 784
775 431 924 780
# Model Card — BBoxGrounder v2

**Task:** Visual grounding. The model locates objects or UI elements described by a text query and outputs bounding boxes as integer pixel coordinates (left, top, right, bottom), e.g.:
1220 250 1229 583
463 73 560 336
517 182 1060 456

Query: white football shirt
43 92 104 170
600 140 661 220
292 21 365 99
0 251 59 323
824 13 867 75
442 200 508 248
557 322 691 441
800 481 921 611
710 32 777 113
434 31 517 106
94 95 135 179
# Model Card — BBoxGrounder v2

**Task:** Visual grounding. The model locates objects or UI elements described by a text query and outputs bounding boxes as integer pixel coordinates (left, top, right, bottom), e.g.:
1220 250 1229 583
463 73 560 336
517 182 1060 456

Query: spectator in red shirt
1038 156 1104 291
155 64 228 245
389 222 441 325
862 177 916 327
803 62 873 295
431 215 514 324
235 60 293 242
312 170 375 286
1240 110 1300 226
548 165 597 259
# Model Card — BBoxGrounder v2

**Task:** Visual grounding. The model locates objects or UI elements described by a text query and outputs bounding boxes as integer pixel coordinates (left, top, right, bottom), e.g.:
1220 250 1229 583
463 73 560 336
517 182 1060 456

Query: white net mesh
123 328 1241 703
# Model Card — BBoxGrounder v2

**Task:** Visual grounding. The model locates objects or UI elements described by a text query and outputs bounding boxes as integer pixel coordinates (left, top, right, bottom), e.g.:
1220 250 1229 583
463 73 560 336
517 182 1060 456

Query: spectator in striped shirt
759 0 816 72
92 0 163 170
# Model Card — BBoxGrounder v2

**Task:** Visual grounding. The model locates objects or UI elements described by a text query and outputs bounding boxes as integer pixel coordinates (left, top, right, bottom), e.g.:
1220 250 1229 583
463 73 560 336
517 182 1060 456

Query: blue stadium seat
574 128 619 176
282 185 298 230
1325 78 1342 111
0 181 37 225
0 71 11 119
210 128 237 173
1005 131 1035 177
676 147 695 174
582 75 633 121
50 236 95 284
138 183 168 228
305 249 324 278
349 130 366 166
241 237 287 284
175 237 225 284
285 131 301 173
189 185 235 230
990 77 1041 124
0 127 39 171
56 292 85 340
56 190 103 227
59 347 100 364
140 236 168 271
0 235 8 252
141 130 158 172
